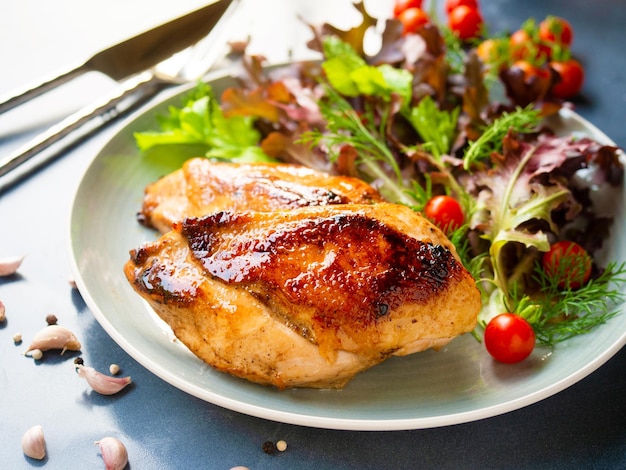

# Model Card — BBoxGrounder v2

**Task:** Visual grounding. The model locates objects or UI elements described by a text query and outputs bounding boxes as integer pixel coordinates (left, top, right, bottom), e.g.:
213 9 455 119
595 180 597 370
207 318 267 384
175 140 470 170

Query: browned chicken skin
139 158 384 233
125 202 481 389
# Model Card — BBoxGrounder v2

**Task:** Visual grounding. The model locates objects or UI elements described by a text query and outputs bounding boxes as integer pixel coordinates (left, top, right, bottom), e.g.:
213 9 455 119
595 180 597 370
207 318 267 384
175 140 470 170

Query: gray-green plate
69 68 626 431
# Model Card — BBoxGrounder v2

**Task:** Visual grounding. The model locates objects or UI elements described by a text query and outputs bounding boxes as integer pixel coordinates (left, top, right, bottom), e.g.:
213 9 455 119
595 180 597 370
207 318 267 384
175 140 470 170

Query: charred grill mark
131 260 198 305
270 180 348 206
181 210 465 330
377 303 389 317
128 240 199 305
224 172 379 210
135 211 151 228
129 242 159 266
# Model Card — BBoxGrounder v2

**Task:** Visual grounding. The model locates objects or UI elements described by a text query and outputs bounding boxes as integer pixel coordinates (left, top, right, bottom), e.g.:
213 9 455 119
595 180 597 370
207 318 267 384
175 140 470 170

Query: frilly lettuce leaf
469 130 607 305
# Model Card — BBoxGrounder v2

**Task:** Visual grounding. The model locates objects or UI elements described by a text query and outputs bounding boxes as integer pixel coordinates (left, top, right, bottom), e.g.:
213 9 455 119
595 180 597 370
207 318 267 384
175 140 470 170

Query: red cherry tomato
445 0 478 14
448 5 483 40
539 16 574 46
542 240 592 290
423 195 464 232
509 29 551 61
393 0 423 17
549 59 585 98
484 313 536 364
397 7 430 35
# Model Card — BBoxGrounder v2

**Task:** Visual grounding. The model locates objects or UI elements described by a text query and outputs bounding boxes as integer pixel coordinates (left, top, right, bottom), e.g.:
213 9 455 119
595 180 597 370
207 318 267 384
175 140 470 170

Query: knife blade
0 0 239 193
0 0 233 114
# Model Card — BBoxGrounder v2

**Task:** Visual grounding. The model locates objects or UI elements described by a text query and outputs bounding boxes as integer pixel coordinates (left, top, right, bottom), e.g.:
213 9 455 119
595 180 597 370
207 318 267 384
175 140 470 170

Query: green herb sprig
514 261 626 345
463 106 541 170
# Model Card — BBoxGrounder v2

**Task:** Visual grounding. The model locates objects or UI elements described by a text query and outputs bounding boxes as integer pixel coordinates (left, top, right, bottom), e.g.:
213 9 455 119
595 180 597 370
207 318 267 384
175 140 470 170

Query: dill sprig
513 261 626 346
299 85 418 207
463 106 541 170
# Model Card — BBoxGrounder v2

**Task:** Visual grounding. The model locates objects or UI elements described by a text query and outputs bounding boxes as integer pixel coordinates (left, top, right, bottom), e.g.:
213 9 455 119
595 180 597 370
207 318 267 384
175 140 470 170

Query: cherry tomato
542 240 592 290
549 59 585 98
397 7 430 35
476 38 497 63
539 16 574 46
484 313 536 363
509 29 532 60
511 60 551 82
509 29 551 61
423 195 464 232
393 0 423 17
445 0 478 14
476 38 508 69
448 5 483 41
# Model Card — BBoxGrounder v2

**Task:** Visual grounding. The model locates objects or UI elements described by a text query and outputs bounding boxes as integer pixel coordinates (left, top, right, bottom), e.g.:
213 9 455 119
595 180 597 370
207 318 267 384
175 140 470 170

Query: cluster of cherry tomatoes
392 1 585 100
393 0 484 40
392 0 431 35
478 15 585 99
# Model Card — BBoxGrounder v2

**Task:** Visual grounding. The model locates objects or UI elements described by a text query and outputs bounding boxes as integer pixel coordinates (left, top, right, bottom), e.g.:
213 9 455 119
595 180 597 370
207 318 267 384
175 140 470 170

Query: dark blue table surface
1 1 625 468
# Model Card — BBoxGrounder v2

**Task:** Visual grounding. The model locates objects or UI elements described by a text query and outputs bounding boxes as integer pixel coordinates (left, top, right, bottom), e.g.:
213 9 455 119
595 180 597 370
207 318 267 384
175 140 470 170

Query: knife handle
0 70 165 190
0 62 90 114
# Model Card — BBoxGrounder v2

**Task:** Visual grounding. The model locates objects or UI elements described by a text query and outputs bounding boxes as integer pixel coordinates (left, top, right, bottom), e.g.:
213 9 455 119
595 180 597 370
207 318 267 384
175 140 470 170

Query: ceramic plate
68 68 626 431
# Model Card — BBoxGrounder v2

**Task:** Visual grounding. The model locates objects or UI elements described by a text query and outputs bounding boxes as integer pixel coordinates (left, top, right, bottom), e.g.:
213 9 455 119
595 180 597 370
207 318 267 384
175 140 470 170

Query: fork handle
0 62 90 115
0 70 164 189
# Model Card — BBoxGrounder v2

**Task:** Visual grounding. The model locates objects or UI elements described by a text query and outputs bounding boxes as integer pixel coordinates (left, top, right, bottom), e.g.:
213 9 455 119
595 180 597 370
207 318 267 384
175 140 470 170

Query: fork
0 0 239 191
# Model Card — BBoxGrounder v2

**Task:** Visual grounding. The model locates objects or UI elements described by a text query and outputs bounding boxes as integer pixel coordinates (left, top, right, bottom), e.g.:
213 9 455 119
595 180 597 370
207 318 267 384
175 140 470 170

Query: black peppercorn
262 441 276 454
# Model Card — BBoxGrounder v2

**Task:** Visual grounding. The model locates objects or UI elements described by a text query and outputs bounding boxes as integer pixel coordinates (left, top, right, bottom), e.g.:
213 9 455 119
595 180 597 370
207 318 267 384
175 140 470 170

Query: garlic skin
25 325 81 355
95 436 128 470
21 425 46 460
0 255 24 276
76 364 131 395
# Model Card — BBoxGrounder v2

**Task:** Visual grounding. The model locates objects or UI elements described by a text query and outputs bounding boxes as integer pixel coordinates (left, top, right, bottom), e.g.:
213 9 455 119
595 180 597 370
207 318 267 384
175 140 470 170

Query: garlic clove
21 424 46 460
0 300 5 322
95 436 128 470
25 325 81 355
76 364 131 395
0 255 24 276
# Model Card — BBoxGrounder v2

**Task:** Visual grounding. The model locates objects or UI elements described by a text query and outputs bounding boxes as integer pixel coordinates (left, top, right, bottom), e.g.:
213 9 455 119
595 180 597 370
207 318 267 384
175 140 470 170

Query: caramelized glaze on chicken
125 202 480 389
139 158 384 232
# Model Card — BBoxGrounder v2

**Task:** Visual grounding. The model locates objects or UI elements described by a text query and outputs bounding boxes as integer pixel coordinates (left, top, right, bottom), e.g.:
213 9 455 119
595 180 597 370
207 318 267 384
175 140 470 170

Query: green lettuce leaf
321 37 412 105
134 83 275 163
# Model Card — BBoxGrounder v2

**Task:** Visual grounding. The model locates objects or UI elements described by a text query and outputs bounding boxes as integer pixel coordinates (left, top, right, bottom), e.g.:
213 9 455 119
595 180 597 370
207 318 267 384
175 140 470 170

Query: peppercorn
262 441 275 454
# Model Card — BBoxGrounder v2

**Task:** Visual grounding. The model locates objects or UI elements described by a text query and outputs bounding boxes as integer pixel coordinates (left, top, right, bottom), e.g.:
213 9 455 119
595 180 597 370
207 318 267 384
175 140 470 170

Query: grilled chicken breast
139 158 384 233
125 202 480 389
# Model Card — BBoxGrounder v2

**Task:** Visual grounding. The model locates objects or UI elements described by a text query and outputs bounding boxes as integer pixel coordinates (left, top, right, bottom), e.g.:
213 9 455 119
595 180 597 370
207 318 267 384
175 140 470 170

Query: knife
0 0 233 114
0 0 238 192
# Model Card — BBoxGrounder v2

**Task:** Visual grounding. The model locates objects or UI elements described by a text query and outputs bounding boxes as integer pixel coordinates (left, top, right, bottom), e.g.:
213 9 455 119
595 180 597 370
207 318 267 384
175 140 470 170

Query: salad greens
135 82 276 163
134 2 625 348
